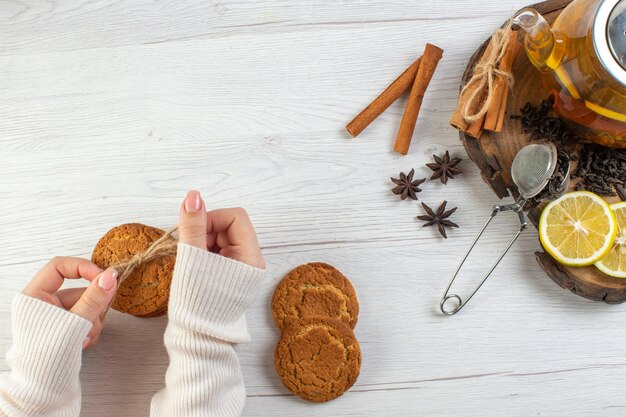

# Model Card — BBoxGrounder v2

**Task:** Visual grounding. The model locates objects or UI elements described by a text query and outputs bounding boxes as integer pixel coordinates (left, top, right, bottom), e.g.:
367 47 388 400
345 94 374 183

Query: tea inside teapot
514 0 626 147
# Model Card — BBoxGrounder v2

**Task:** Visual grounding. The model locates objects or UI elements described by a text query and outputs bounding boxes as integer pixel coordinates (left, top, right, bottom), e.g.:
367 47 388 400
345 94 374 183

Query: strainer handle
439 203 529 315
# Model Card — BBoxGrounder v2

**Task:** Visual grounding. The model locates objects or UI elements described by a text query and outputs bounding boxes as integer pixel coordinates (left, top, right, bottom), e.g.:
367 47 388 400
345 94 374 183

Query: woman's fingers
178 190 208 249
58 287 107 349
177 192 264 268
57 287 87 310
216 231 230 249
70 268 118 323
207 208 265 268
25 257 103 296
207 207 258 247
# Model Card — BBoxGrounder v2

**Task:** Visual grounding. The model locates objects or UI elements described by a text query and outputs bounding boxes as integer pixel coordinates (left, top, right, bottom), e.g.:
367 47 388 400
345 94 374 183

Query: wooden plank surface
1 1 626 416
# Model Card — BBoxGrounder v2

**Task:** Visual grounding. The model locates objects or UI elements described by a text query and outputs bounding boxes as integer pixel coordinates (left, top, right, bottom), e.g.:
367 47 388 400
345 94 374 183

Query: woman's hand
178 190 265 269
22 257 118 349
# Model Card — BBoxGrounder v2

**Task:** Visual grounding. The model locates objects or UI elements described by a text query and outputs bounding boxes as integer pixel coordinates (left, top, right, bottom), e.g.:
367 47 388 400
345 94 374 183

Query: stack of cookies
91 223 176 318
272 262 361 402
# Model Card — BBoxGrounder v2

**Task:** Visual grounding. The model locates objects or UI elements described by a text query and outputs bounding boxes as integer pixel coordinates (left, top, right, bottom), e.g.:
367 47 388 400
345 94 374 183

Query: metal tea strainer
439 142 570 315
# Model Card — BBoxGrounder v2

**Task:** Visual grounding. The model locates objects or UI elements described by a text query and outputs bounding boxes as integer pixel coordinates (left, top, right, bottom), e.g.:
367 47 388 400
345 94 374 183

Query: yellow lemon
539 191 617 267
595 202 626 278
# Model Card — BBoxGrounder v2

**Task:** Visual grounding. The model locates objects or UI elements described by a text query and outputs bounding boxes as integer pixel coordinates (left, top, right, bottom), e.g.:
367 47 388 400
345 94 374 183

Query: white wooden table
2 1 625 416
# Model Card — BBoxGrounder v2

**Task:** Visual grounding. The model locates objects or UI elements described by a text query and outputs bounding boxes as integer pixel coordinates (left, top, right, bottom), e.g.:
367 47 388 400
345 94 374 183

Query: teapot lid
595 0 626 86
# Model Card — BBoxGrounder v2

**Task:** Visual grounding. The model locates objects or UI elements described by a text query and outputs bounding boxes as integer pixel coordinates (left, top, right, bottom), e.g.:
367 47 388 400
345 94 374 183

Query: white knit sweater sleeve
150 243 265 417
0 294 93 417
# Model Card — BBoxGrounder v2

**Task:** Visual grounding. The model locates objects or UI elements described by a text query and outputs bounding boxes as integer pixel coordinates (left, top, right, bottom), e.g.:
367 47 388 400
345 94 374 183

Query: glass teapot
514 0 626 147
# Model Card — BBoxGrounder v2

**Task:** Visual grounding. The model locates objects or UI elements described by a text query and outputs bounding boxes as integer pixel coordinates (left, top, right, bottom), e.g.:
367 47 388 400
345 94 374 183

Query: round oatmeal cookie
271 263 359 329
91 223 175 317
274 317 361 402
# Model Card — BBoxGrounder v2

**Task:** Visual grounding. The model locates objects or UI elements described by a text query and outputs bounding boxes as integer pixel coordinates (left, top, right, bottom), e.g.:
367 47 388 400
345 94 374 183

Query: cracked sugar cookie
271 262 359 329
274 317 361 402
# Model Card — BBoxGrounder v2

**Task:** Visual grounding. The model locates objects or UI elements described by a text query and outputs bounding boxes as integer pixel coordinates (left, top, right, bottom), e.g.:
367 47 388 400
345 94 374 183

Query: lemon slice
595 202 626 277
539 191 617 266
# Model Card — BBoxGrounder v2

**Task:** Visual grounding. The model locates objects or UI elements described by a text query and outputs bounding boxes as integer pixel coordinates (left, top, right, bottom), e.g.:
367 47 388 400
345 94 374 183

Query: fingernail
98 268 117 291
82 336 91 350
184 190 202 213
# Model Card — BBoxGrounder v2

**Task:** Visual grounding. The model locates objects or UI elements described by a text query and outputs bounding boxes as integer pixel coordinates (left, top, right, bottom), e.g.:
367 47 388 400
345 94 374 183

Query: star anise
390 169 426 200
426 151 462 184
417 201 459 239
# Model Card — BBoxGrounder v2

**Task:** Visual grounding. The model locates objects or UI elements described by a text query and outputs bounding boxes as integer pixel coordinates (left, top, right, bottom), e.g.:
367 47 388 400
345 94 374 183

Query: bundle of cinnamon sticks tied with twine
450 22 522 138
346 23 521 150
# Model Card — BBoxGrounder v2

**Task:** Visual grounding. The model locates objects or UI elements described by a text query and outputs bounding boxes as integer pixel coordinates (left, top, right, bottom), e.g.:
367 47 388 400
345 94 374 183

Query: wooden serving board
459 0 626 303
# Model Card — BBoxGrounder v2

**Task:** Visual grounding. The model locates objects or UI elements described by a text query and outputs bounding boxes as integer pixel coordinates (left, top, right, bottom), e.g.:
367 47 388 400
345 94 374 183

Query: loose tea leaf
390 168 426 200
417 201 459 239
513 96 580 147
515 98 626 201
426 151 462 184
573 145 626 199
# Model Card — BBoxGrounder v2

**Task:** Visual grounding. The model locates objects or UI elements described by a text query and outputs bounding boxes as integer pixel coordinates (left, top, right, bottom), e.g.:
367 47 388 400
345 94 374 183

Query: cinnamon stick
484 31 521 132
450 101 470 133
466 115 485 138
494 38 522 132
393 43 443 155
495 99 507 131
346 57 422 138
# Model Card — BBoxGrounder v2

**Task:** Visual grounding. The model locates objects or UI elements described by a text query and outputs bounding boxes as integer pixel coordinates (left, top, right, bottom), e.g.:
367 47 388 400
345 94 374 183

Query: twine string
460 21 515 124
